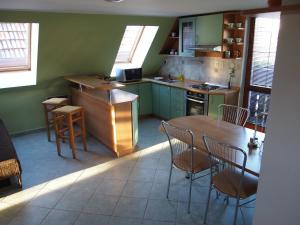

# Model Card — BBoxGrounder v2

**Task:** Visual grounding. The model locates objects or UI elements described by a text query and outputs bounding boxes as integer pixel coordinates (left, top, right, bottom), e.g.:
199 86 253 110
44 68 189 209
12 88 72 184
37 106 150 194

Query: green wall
0 11 174 134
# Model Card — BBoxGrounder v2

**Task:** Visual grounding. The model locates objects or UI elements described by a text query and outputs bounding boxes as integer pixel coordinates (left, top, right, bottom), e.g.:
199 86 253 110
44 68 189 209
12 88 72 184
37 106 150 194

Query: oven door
186 97 208 116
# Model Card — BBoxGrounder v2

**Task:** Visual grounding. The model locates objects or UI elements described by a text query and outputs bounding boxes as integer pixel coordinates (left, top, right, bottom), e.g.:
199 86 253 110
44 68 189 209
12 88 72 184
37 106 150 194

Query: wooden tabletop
65 75 124 90
166 115 265 177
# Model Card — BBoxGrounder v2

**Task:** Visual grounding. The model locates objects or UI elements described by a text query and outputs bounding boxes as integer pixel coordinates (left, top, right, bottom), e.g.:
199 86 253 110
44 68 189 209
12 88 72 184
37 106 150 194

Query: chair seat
173 148 211 173
0 159 21 178
213 168 258 199
42 98 68 105
52 105 82 114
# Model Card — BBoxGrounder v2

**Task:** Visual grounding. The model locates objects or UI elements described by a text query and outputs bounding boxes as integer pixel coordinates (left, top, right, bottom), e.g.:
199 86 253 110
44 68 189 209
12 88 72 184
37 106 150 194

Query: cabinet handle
186 98 206 104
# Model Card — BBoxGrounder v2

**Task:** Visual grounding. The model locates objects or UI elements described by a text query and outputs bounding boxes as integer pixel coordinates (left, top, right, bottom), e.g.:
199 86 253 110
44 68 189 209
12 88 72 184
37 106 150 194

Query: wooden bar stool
42 97 68 142
52 106 87 159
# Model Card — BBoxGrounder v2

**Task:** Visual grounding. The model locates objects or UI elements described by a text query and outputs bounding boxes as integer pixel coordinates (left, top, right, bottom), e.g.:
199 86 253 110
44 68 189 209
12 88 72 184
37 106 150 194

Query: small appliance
115 68 142 83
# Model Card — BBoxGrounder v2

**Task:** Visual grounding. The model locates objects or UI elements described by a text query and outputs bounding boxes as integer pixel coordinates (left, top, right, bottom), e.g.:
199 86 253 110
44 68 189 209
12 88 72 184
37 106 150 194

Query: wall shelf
222 13 246 59
160 19 179 55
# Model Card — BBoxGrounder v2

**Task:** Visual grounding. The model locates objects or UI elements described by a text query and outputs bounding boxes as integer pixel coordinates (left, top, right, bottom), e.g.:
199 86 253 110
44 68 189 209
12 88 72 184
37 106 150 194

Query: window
115 26 144 63
0 23 31 72
111 25 159 76
0 23 39 89
243 17 280 126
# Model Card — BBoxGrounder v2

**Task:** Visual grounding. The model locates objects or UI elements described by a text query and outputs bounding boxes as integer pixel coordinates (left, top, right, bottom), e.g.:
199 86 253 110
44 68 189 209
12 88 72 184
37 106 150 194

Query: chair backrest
218 104 250 127
161 120 195 171
202 135 247 197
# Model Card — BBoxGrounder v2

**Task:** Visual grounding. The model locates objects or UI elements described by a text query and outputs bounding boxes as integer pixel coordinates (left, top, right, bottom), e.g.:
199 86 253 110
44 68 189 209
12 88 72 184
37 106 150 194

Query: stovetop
190 83 220 91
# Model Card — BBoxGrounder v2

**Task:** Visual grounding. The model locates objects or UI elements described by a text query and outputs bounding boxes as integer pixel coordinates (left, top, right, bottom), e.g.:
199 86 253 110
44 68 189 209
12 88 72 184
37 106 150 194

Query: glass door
243 16 280 129
179 17 196 56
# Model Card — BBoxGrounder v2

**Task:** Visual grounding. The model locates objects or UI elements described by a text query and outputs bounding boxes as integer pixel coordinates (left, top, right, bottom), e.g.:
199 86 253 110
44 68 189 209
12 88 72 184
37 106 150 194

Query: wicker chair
0 159 22 187
0 119 22 187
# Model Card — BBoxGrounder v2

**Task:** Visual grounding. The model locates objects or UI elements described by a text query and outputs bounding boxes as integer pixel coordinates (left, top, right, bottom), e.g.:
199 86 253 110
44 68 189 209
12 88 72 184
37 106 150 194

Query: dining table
163 115 265 177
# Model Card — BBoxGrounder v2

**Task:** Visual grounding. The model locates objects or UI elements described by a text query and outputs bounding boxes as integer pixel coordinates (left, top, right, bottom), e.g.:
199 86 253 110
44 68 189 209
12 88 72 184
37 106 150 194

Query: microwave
115 68 142 82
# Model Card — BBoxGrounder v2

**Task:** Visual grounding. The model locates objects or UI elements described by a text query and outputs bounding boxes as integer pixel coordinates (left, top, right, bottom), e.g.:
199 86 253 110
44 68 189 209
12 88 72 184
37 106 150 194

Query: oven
185 91 209 116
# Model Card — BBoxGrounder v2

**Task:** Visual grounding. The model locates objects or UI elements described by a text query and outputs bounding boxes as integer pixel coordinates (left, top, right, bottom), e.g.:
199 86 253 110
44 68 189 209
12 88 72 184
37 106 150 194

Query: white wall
253 12 300 225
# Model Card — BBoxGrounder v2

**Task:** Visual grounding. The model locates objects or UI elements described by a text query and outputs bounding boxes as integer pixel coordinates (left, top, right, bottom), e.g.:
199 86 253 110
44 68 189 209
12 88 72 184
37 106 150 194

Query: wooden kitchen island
65 75 138 157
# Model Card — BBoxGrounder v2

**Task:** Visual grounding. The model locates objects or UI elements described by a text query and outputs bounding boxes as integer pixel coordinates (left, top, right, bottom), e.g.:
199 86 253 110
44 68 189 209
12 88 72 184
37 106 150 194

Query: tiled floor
0 117 255 225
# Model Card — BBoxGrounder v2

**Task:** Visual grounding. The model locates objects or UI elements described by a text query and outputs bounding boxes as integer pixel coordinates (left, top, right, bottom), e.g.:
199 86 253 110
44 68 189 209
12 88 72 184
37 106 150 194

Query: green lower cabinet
152 83 160 116
159 85 171 119
170 87 186 118
138 83 152 116
131 99 139 146
121 84 139 95
208 95 224 120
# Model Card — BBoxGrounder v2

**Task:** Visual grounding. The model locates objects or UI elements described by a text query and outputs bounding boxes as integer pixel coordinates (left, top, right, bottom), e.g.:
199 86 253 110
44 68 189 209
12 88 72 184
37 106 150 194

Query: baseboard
10 127 46 137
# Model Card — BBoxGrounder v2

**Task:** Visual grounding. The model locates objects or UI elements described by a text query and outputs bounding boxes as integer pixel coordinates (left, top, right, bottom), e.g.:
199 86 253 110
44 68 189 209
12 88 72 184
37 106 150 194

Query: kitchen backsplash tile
158 56 243 87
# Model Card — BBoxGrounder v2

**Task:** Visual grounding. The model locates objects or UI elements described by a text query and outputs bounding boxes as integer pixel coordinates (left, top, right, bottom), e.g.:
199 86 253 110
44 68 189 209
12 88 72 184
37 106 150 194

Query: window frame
115 26 145 64
243 18 272 109
0 23 32 72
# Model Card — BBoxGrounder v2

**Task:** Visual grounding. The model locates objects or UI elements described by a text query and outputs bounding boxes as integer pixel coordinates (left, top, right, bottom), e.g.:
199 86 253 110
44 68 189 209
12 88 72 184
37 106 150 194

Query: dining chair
217 104 250 127
202 135 258 225
161 120 211 213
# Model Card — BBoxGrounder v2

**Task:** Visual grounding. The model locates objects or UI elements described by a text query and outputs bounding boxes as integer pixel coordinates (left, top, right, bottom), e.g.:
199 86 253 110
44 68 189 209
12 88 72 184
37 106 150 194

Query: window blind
0 23 31 71
115 26 144 63
250 18 280 88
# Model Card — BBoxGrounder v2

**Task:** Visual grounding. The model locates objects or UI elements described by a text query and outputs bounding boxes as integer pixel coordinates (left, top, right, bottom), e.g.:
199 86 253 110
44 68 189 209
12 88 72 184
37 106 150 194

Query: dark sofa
0 119 22 187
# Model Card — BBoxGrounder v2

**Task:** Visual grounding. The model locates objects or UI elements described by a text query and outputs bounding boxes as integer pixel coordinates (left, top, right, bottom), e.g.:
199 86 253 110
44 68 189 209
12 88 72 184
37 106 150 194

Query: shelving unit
222 13 246 59
159 19 180 56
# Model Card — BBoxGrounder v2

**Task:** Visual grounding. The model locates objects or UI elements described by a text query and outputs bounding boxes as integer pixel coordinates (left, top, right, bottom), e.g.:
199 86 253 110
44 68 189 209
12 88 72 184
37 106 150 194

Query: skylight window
0 23 39 89
111 25 159 76
115 26 144 63
0 23 31 72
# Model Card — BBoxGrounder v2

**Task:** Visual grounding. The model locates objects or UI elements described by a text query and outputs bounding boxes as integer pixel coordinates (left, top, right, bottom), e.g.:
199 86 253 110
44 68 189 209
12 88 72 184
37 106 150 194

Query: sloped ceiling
0 0 268 16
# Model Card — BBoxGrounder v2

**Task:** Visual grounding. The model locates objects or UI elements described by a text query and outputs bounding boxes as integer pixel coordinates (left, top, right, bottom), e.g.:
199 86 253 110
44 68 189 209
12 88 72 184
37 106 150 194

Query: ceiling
0 0 268 17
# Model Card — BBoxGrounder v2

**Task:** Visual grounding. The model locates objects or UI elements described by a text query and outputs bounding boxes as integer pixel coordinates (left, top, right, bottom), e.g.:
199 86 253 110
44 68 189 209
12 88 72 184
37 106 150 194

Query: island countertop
64 75 124 90
65 75 138 105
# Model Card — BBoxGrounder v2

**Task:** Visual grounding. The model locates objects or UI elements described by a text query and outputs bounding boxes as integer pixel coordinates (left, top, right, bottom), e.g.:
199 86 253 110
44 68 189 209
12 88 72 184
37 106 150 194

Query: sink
152 77 180 84
162 79 180 83
152 78 180 83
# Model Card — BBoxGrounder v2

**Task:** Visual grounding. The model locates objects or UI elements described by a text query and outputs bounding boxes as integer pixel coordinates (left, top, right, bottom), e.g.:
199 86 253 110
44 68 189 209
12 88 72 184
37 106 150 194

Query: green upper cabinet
170 87 186 119
179 14 223 57
159 85 171 119
208 95 224 120
195 14 223 46
138 83 152 116
179 17 196 57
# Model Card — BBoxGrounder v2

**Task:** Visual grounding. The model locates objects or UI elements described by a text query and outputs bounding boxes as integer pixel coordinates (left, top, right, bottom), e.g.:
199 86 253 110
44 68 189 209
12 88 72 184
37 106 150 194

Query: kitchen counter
119 78 239 96
119 78 240 111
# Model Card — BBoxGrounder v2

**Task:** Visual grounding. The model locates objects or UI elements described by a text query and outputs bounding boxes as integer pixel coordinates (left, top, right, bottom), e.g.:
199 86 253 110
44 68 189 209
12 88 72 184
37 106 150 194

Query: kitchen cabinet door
159 85 171 119
152 83 160 116
132 99 139 146
139 83 152 116
196 14 223 46
122 84 139 95
170 87 186 118
179 17 196 57
208 95 224 120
